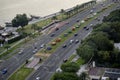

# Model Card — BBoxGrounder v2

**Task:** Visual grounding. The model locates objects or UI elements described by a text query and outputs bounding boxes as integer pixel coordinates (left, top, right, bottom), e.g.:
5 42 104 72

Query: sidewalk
0 37 28 55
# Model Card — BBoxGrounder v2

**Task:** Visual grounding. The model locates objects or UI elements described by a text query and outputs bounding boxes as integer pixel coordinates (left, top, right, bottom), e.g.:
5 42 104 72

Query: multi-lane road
27 2 120 80
0 0 119 80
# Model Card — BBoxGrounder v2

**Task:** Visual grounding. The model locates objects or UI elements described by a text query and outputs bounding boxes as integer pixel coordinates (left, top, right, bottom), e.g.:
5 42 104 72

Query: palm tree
60 9 65 20
52 16 57 21
31 24 37 33
75 5 79 13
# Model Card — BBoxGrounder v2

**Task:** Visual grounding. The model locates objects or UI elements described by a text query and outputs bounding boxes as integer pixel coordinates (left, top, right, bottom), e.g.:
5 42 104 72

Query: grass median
8 64 33 80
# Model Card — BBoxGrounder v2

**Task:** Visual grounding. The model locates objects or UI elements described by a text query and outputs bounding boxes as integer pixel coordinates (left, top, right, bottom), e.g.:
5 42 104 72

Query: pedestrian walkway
77 64 88 76
26 57 40 68
0 37 27 55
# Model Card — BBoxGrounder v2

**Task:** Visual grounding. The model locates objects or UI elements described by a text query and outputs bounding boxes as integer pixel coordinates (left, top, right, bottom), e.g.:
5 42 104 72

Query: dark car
63 59 68 63
2 69 7 74
83 26 87 29
50 33 55 37
46 47 52 50
76 19 80 22
74 33 78 36
55 27 59 31
86 28 89 30
62 44 67 48
64 33 68 37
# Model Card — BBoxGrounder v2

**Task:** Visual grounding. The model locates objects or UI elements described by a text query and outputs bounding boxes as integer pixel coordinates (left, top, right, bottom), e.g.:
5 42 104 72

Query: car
86 28 89 30
64 33 68 37
62 44 67 48
18 49 23 55
63 59 68 63
40 44 45 48
55 27 59 31
74 33 78 36
75 25 79 28
90 10 93 13
46 46 52 50
75 39 79 44
81 20 85 23
33 48 38 53
83 26 87 29
50 33 55 37
2 69 7 74
93 12 97 15
76 19 80 22
70 39 74 44
36 77 40 80
90 24 93 27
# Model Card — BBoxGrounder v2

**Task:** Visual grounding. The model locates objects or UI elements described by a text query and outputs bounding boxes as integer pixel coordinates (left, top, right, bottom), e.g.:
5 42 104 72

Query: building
88 67 120 80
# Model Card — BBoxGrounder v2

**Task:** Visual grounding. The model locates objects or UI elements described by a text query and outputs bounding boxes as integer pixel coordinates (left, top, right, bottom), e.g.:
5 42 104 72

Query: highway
27 1 120 80
0 0 118 80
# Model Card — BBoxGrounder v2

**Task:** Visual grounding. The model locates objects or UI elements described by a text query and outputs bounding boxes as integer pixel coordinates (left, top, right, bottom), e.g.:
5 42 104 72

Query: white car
18 49 23 55
33 49 38 53
40 44 45 48
70 39 74 44
36 77 40 80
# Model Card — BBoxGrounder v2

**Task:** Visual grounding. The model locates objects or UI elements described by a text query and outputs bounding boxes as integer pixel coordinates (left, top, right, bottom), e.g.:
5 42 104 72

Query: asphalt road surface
27 2 120 80
0 0 118 80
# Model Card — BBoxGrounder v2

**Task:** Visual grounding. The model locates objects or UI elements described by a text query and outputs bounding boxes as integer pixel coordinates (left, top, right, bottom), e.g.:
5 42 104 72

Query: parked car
64 33 68 37
46 46 52 50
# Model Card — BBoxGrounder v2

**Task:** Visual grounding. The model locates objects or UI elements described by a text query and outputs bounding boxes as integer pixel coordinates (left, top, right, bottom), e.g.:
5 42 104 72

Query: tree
31 24 37 32
61 62 79 73
90 32 114 51
77 44 94 62
103 9 120 22
52 16 57 20
79 72 89 80
60 9 65 20
96 51 110 63
12 14 28 27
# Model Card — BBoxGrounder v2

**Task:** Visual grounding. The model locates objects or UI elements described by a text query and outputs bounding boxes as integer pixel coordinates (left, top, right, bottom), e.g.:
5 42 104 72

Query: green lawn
8 65 33 80
76 58 85 65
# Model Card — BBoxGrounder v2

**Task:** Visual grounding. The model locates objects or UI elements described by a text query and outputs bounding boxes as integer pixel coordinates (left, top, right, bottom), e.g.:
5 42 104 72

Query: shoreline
0 0 93 26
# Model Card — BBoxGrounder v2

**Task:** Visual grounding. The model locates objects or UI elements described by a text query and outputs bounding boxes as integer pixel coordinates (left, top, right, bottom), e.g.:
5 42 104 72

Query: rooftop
104 68 120 79
88 67 105 76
